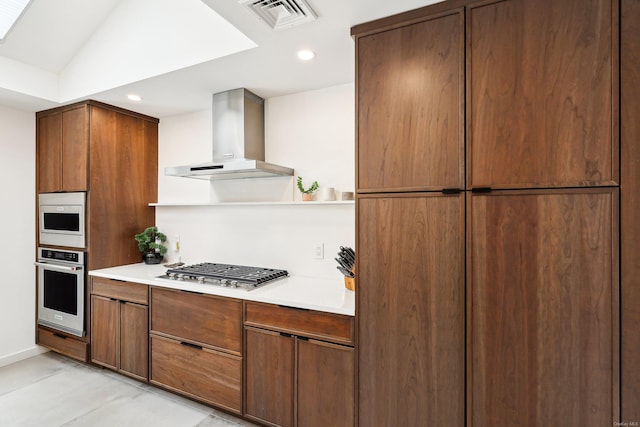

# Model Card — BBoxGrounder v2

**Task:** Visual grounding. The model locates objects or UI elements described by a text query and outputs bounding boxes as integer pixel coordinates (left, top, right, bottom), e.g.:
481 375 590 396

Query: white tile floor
0 352 259 427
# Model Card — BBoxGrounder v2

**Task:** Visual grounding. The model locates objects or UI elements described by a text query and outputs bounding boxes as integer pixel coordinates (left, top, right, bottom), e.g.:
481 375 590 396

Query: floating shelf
149 200 355 207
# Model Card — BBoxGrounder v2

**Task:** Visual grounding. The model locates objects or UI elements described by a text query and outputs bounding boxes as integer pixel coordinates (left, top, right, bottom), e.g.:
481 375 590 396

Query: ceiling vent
238 0 317 30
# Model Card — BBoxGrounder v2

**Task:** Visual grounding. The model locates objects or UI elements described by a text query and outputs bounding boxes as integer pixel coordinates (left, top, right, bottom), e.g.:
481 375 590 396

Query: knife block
344 264 355 291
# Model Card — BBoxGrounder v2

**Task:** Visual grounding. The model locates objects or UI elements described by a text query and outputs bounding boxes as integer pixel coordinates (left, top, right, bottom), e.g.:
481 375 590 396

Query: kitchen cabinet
353 0 625 424
467 0 617 189
90 277 149 381
36 105 89 193
244 302 355 427
36 100 158 362
469 189 618 426
149 287 243 413
356 193 465 427
356 9 464 193
621 0 640 420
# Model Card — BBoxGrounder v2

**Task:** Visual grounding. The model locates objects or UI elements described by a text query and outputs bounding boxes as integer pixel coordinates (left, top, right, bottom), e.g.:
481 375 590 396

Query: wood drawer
150 334 242 413
150 287 242 354
92 277 148 305
38 327 88 362
244 302 355 346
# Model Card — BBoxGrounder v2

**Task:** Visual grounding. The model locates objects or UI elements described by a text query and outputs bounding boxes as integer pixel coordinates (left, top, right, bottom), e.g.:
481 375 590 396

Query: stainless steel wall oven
35 247 86 337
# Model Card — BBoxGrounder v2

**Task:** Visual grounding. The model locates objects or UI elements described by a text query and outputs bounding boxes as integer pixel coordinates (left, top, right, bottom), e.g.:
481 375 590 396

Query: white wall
156 83 355 279
0 105 45 366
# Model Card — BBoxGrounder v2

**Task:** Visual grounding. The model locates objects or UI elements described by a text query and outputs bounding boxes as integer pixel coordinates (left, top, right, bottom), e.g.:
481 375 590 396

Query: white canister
319 187 336 201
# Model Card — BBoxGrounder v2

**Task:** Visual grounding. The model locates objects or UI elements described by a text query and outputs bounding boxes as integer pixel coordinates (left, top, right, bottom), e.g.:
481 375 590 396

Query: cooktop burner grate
164 262 288 288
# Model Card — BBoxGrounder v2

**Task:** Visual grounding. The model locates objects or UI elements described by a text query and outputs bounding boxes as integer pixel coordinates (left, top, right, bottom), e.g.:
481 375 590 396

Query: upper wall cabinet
467 0 618 189
357 10 464 192
37 106 89 193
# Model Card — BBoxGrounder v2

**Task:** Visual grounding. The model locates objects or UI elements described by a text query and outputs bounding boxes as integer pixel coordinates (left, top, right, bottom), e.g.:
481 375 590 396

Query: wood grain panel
150 334 242 413
119 302 148 381
244 302 354 345
357 11 464 192
621 0 640 420
61 106 89 191
297 339 355 427
150 287 242 354
88 105 158 270
91 277 148 305
244 327 294 427
469 189 618 426
357 193 465 427
37 326 88 362
36 112 62 193
467 0 616 188
90 295 118 370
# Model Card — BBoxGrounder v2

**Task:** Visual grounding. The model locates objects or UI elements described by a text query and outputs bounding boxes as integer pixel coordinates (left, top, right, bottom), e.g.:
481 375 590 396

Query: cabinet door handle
180 341 203 350
53 333 67 340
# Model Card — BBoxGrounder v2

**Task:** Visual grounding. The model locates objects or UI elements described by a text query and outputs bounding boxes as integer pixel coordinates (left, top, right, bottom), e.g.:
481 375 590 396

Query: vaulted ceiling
0 0 438 117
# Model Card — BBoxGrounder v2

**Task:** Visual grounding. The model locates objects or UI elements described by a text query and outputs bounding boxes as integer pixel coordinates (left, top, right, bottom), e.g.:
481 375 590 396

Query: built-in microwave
38 192 86 248
35 247 85 337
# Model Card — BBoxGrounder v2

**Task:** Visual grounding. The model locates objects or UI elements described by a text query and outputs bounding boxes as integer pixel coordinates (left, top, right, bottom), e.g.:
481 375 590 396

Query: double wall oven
36 192 87 337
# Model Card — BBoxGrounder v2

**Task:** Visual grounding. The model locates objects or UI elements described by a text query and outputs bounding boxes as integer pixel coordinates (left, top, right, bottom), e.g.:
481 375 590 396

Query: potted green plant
297 176 319 201
135 226 168 264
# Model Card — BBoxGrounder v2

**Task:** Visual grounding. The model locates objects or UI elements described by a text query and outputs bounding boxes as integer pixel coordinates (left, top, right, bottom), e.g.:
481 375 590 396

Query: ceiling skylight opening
0 0 31 42
127 94 143 102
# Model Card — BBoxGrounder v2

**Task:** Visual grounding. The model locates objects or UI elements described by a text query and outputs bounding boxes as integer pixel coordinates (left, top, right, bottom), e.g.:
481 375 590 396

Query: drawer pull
280 332 292 338
180 341 203 350
53 333 67 340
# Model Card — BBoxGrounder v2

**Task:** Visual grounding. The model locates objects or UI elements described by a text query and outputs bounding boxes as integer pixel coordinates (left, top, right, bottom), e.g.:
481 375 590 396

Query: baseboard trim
0 345 49 368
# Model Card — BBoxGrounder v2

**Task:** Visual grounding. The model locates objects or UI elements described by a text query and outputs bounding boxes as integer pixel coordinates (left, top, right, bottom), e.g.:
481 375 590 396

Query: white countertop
89 263 355 316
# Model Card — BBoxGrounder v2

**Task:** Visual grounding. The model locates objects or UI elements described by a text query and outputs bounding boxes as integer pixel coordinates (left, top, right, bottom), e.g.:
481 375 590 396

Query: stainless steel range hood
165 88 294 180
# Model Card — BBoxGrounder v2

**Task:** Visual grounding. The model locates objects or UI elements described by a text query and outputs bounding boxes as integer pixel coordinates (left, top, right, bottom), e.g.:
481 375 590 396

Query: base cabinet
90 278 149 381
149 287 243 413
244 302 355 427
245 328 294 427
150 334 242 412
296 339 355 427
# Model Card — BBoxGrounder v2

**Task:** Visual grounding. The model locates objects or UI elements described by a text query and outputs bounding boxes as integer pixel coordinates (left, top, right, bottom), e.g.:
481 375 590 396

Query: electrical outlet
314 243 324 260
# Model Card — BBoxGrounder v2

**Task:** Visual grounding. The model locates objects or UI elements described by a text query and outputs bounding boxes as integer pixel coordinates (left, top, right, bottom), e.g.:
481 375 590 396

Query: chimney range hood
165 88 294 180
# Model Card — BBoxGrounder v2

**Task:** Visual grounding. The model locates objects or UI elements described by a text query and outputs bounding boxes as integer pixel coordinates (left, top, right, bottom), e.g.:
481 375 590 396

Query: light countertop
89 263 355 316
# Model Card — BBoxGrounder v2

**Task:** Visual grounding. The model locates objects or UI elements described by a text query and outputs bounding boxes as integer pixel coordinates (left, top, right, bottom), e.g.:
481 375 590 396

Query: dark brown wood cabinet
469 189 618 426
357 9 464 192
244 302 355 427
467 0 617 189
353 0 629 425
36 100 159 269
90 277 149 381
149 287 243 413
35 100 159 361
356 194 465 427
621 0 640 421
296 339 355 427
37 106 89 193
245 327 294 427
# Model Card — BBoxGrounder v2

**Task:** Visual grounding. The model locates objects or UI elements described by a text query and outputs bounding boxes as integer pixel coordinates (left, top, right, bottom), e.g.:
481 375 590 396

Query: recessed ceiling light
127 94 142 102
297 49 315 61
0 0 31 41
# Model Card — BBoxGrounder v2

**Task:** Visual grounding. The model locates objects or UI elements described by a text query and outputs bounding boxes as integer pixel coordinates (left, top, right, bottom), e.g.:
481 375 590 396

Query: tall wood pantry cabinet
352 0 636 424
36 100 159 362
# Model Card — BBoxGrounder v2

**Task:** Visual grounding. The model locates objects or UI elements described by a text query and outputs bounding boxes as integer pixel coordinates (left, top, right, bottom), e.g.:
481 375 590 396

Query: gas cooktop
158 262 288 290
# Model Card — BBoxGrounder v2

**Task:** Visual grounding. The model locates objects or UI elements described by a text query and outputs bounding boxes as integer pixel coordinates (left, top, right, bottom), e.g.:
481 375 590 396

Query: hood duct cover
165 88 294 180
238 0 317 30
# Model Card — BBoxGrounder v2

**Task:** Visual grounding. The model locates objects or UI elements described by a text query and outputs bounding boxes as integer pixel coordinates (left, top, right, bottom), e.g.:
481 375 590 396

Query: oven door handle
34 261 83 272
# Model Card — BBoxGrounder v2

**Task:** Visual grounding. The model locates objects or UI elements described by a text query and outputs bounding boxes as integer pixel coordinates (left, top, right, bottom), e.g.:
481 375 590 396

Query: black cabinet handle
180 341 203 350
53 333 67 340
278 304 309 311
